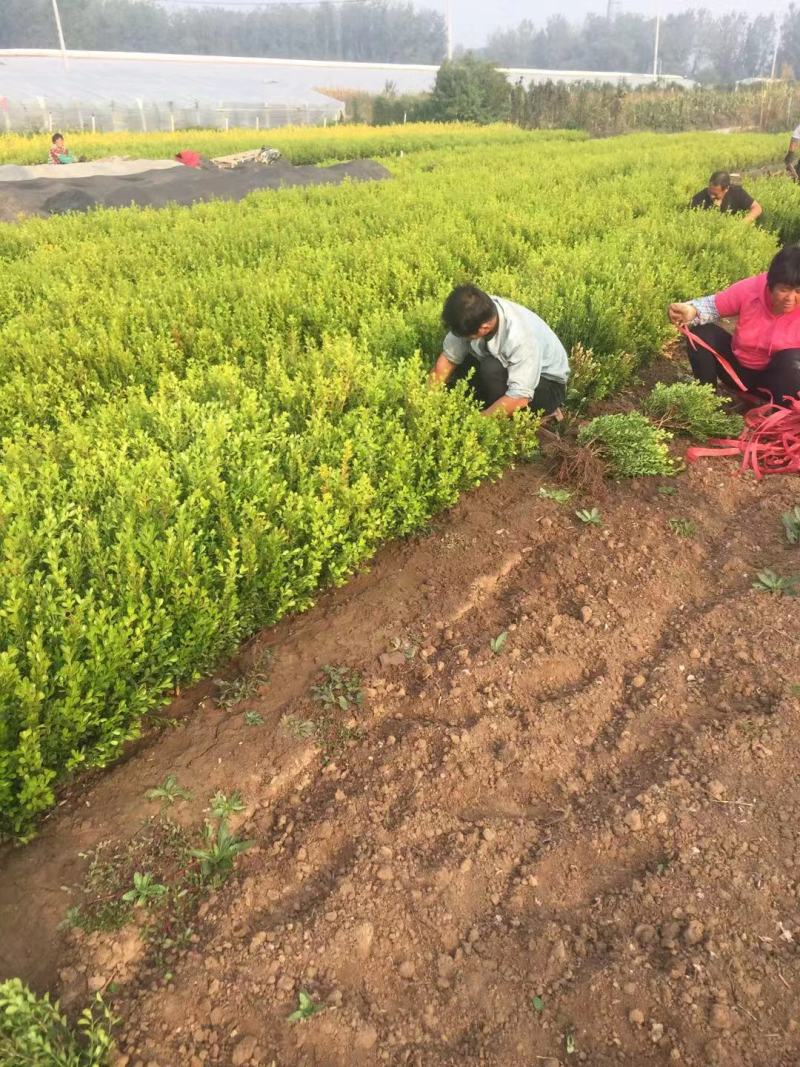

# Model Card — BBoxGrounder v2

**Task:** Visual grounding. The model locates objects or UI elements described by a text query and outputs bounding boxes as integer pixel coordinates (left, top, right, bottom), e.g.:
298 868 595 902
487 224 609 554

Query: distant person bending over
48 132 78 165
784 123 800 179
429 284 570 416
690 171 762 224
668 243 800 406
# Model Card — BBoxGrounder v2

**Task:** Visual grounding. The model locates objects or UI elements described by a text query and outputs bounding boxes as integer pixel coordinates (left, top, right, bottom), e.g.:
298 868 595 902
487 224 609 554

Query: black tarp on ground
0 159 391 221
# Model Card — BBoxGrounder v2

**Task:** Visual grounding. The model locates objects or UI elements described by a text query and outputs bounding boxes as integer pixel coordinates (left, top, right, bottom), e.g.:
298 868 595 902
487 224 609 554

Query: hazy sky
452 0 788 48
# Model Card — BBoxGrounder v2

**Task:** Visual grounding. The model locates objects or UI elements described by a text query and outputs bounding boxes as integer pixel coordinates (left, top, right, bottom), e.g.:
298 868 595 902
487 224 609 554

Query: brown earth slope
1 450 799 1067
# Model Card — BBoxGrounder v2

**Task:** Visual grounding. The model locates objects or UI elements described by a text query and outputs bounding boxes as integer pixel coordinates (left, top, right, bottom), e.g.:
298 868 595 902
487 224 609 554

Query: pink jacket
717 273 800 370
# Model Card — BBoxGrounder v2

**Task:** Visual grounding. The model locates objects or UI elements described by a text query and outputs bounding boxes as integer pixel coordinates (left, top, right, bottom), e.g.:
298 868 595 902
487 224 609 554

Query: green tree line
4 0 800 82
0 0 446 63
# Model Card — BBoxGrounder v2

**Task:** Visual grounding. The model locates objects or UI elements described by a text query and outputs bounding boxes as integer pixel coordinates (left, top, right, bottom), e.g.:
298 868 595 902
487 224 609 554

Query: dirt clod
231 1036 258 1066
624 809 643 832
684 919 705 946
710 1003 733 1030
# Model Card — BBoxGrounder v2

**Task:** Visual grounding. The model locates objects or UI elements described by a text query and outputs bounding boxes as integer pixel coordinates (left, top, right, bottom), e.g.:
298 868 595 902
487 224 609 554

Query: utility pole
652 1 660 78
445 0 452 60
51 0 69 70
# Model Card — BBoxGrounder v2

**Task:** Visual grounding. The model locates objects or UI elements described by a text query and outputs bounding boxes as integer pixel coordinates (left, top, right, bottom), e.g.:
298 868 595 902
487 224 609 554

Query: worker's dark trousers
687 323 800 407
449 354 565 415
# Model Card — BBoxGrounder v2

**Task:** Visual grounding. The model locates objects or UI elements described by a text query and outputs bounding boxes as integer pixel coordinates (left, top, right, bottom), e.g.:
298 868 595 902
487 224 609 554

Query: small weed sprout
288 990 322 1024
281 714 316 739
575 507 602 526
668 517 696 537
209 791 246 819
531 995 545 1014
122 872 168 908
307 666 366 757
782 506 800 545
244 710 264 726
538 485 573 503
490 631 509 655
752 569 798 596
145 774 190 806
190 818 254 885
312 665 363 713
215 649 273 710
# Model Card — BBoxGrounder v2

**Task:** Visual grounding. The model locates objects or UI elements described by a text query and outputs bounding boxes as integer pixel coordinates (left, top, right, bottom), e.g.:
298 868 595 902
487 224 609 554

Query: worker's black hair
767 244 800 289
51 132 64 143
708 171 731 188
442 285 496 337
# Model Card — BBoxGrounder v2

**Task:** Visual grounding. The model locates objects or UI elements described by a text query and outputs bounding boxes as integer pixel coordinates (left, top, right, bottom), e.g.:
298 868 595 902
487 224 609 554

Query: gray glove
785 150 798 166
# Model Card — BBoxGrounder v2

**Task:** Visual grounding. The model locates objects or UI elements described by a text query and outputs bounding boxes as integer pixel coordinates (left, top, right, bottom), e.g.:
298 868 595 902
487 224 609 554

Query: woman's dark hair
708 171 731 188
51 132 64 143
767 244 800 289
442 284 496 336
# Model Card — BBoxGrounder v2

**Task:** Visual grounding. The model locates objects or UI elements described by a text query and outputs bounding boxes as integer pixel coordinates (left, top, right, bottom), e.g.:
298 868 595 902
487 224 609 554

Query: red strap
679 324 750 393
686 394 800 479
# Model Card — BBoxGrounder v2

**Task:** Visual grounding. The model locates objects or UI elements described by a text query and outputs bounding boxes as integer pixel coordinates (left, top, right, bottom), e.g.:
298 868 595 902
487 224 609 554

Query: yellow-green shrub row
0 129 782 836
0 123 582 166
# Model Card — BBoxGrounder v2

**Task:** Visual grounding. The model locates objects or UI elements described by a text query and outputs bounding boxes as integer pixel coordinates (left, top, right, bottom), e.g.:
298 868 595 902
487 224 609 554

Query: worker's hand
668 302 697 327
785 150 798 166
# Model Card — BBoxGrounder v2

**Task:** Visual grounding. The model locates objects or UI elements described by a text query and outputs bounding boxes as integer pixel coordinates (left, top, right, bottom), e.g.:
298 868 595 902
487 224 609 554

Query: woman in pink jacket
668 244 800 406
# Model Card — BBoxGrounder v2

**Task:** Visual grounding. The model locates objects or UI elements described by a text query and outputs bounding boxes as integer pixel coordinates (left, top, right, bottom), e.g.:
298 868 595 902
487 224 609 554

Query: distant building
0 49 694 133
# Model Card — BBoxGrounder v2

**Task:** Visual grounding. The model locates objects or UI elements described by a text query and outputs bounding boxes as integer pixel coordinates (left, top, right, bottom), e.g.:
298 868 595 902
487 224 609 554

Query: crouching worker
429 285 570 416
690 171 761 225
668 244 800 406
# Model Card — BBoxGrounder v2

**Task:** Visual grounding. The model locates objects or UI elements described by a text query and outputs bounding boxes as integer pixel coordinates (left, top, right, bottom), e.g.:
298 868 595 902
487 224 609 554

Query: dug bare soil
1 430 800 1067
0 159 390 221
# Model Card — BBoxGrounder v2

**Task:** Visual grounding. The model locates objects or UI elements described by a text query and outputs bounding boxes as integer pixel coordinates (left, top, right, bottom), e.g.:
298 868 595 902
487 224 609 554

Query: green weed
782 506 800 545
288 990 322 1024
752 569 797 596
145 774 190 807
190 819 254 885
121 871 168 908
575 507 602 526
668 517 696 537
538 485 573 503
243 711 264 726
215 650 273 711
209 791 246 819
281 714 317 740
312 665 363 713
490 631 509 655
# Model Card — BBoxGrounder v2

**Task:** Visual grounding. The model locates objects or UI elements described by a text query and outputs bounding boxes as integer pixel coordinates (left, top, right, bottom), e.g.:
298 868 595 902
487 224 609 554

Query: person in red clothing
48 132 78 165
668 244 800 406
